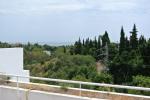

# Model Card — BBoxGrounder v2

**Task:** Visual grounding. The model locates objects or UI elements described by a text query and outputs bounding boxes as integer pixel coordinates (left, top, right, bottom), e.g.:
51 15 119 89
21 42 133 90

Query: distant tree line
70 31 110 61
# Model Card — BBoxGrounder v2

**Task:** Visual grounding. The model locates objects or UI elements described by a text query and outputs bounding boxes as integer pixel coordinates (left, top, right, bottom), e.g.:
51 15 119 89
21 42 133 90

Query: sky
0 0 150 44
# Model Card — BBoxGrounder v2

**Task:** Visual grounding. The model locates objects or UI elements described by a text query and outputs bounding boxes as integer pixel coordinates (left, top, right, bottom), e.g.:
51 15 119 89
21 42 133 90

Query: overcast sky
0 0 150 44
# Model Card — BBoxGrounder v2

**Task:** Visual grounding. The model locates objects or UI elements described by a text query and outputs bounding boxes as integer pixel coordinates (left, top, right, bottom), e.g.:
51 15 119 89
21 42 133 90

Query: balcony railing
0 73 150 97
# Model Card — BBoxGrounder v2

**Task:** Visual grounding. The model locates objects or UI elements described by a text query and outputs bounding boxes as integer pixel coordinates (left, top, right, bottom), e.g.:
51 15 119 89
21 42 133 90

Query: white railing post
79 83 82 96
17 76 19 88
16 76 20 100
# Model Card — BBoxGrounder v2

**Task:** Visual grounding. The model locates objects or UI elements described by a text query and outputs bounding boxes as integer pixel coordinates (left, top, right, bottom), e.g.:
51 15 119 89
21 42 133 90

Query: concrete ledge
2 81 150 100
0 85 104 100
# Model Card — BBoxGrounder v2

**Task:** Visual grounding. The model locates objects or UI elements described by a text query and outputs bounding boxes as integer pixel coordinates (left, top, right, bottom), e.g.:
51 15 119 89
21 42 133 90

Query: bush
128 75 150 96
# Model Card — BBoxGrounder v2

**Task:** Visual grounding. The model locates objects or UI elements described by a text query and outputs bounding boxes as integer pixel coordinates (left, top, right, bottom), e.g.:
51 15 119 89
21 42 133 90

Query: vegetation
0 75 10 84
0 24 150 95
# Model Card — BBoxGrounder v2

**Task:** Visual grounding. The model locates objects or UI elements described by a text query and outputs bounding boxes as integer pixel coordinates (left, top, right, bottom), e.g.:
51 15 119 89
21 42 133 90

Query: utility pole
96 42 109 72
96 42 109 63
104 42 109 67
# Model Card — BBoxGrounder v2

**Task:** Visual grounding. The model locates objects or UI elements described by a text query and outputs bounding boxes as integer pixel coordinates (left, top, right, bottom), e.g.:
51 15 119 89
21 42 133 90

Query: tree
119 26 125 54
63 46 66 53
102 31 110 47
128 75 150 96
89 39 94 48
92 72 113 84
130 24 138 50
97 35 101 49
109 52 134 84
84 38 90 54
69 46 74 55
83 39 85 46
74 38 82 54
94 36 98 49
125 36 130 51
139 35 146 46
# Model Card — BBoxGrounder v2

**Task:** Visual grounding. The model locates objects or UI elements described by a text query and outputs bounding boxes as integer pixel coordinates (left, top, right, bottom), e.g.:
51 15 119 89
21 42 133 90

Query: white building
0 48 29 82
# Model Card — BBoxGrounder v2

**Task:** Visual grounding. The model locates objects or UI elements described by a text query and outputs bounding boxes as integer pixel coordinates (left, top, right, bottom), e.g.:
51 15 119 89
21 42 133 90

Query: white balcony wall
0 48 29 82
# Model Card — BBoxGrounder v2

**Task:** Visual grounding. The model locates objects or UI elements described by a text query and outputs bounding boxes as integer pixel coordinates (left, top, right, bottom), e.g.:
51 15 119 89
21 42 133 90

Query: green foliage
128 75 150 96
130 24 138 50
0 42 11 48
24 46 50 65
132 75 150 88
109 49 143 84
43 44 56 51
72 31 110 61
74 38 82 54
0 75 10 84
0 24 150 96
72 75 92 89
63 46 66 53
26 51 97 81
108 43 118 61
119 27 125 54
60 83 69 92
102 31 110 47
92 73 113 84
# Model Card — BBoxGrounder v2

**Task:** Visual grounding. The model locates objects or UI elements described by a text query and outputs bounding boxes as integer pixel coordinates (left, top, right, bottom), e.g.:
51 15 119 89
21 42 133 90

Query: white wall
0 48 29 82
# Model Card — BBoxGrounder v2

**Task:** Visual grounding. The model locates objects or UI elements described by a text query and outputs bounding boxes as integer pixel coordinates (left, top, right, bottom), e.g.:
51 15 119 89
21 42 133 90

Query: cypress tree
130 24 138 50
74 38 82 54
94 36 98 49
97 35 101 49
102 31 110 47
78 38 82 54
85 38 89 47
82 39 86 55
119 26 125 54
83 39 85 46
89 39 93 48
125 36 130 51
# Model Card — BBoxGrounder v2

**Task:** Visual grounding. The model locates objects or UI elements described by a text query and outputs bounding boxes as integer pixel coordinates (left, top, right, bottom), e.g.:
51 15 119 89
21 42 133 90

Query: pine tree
130 24 138 50
119 26 125 54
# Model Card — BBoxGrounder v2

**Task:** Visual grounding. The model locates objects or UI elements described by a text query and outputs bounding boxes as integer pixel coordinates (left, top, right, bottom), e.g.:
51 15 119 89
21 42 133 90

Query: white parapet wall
0 48 29 82
0 86 103 100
